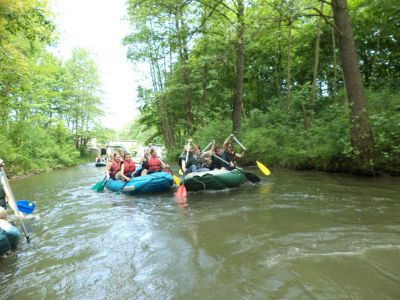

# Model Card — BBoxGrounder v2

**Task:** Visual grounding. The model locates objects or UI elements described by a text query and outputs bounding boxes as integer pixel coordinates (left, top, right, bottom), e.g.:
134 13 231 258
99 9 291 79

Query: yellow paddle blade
256 161 271 176
173 175 181 186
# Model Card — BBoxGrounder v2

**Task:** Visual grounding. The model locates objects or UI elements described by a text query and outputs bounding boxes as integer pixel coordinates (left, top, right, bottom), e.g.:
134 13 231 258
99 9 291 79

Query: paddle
176 140 191 198
212 154 261 183
92 176 108 192
173 175 180 186
232 136 271 176
1 166 30 243
201 140 214 153
17 200 36 214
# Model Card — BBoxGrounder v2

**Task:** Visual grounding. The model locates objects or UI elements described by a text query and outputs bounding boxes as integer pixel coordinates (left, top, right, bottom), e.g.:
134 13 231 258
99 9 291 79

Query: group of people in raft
104 134 246 182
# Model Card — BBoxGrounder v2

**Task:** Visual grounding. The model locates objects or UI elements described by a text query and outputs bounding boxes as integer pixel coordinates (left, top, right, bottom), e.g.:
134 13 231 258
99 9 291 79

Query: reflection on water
0 166 399 299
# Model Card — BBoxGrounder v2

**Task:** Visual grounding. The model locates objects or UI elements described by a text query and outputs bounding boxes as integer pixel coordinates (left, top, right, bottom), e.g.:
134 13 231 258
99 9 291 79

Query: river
1 164 399 299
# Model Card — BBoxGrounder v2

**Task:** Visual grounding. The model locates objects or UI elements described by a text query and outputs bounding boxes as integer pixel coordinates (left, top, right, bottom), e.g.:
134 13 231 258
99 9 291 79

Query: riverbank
5 157 95 179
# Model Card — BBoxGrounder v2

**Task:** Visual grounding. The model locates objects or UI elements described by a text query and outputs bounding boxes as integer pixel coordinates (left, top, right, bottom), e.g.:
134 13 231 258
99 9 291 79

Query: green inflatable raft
182 169 247 191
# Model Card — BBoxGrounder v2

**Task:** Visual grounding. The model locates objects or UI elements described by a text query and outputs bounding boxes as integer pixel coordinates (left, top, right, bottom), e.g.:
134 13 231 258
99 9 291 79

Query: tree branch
190 0 225 36
194 0 234 24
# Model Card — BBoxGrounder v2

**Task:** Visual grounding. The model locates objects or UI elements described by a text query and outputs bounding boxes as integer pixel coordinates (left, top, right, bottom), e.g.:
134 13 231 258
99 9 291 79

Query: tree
64 48 104 153
232 0 245 136
332 0 374 173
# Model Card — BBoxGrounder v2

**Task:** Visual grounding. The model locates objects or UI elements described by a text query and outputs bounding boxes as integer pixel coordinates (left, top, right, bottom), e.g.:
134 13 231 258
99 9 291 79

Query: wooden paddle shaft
202 141 213 153
185 140 191 164
232 136 247 151
212 153 231 166
1 166 30 242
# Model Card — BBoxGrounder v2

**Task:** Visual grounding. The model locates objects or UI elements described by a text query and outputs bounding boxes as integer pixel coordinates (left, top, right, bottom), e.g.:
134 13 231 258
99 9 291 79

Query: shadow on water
1 165 399 299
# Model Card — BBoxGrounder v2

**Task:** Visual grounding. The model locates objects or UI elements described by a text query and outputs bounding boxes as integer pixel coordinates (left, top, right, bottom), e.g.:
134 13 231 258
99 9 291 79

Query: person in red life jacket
105 153 122 180
145 149 169 175
117 153 136 181
222 134 246 169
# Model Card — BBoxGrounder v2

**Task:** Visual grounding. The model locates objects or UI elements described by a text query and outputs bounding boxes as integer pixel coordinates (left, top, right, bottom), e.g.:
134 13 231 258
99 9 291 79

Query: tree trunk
301 103 309 130
331 27 338 96
287 19 292 112
182 49 193 135
332 0 375 173
311 1 324 108
160 95 174 148
175 6 193 135
232 0 245 136
275 20 282 98
201 62 208 128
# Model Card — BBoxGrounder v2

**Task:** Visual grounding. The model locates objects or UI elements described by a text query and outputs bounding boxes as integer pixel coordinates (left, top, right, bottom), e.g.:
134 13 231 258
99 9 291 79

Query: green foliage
240 102 353 172
167 89 400 175
367 89 400 174
1 124 80 175
0 2 107 175
123 0 400 174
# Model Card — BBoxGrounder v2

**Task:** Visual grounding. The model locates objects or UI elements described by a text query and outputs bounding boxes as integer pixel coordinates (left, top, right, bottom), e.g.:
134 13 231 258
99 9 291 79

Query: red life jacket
123 159 136 175
148 156 162 172
109 160 121 177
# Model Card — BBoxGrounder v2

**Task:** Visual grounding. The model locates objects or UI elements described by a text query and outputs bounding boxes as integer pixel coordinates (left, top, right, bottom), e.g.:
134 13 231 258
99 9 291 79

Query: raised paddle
201 140 214 152
1 166 31 243
211 154 261 183
176 140 191 198
232 136 271 176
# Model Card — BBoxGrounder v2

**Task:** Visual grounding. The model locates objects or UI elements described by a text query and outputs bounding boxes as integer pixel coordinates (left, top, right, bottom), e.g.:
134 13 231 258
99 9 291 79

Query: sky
50 0 149 130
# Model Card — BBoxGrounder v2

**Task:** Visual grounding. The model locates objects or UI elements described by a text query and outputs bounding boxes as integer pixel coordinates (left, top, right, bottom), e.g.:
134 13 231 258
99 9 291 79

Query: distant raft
0 224 21 256
182 169 247 191
95 161 107 167
105 171 174 195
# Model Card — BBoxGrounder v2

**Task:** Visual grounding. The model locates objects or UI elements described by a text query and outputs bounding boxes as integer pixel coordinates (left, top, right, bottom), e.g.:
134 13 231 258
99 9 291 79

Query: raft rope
192 176 206 190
